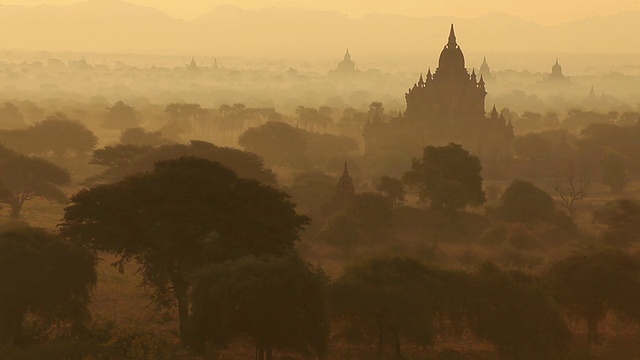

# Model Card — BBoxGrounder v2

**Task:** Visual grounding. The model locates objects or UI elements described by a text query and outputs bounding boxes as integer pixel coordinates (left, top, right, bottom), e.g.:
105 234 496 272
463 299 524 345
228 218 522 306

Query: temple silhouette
478 56 495 81
547 58 567 81
330 49 358 74
364 25 514 160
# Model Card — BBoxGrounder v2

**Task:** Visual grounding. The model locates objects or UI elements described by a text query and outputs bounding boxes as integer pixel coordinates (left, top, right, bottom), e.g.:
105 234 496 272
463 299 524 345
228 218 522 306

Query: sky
3 0 640 24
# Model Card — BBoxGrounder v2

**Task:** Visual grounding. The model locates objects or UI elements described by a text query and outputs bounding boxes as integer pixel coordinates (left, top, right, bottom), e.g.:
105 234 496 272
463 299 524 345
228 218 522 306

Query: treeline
1 145 639 359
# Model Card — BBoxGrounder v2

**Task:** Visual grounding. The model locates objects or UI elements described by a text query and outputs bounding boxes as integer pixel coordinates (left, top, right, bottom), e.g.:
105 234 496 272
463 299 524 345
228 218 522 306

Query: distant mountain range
0 0 637 57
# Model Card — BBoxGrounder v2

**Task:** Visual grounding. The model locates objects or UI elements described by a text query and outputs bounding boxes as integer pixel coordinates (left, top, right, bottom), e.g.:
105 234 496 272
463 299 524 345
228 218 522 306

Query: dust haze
1 1 640 359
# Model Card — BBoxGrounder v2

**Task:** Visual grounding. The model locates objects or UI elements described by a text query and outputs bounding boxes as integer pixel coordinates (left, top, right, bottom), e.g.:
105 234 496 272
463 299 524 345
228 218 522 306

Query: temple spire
448 24 457 47
342 161 350 177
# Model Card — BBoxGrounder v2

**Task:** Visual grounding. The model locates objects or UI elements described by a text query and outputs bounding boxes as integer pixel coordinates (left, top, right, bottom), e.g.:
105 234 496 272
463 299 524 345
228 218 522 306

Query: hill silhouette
1 0 639 56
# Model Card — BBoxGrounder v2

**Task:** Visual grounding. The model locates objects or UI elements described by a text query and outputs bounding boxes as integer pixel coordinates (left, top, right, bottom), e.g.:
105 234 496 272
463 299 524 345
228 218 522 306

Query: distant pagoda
547 58 567 81
479 56 495 81
330 49 358 74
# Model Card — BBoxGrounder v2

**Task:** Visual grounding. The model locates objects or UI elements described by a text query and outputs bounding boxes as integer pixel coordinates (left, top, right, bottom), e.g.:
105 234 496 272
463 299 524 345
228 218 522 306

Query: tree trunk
9 200 23 219
393 329 403 359
377 312 384 356
266 346 273 360
174 282 191 345
587 316 599 344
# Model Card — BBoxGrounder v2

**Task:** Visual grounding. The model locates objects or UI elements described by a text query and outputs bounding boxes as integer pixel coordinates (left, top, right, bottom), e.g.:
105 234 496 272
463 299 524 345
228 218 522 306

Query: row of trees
5 221 640 359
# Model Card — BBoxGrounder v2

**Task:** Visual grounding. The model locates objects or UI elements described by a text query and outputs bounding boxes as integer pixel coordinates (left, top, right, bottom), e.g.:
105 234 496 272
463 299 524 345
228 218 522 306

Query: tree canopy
89 140 278 186
331 256 445 358
0 113 98 160
0 226 96 346
403 143 485 211
470 263 570 359
592 198 640 246
103 101 139 130
190 255 329 359
0 147 71 218
547 249 640 344
60 157 309 342
493 179 556 224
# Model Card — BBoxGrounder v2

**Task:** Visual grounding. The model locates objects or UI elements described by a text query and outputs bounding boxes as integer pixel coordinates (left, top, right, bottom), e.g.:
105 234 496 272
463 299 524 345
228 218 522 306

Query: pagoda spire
491 104 499 119
342 161 350 177
418 73 425 86
448 24 457 47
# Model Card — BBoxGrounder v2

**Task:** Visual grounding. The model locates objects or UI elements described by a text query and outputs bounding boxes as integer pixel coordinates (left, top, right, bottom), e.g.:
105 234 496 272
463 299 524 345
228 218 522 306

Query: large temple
364 25 514 160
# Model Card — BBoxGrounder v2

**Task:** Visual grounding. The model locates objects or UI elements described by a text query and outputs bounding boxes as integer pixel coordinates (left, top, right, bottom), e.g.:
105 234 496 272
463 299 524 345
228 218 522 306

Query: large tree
190 255 329 359
470 263 570 359
494 179 556 224
0 113 98 160
547 249 640 344
60 157 309 343
331 256 444 358
238 121 307 167
592 199 640 246
403 143 485 211
89 140 278 186
0 226 96 346
0 150 71 218
103 100 139 130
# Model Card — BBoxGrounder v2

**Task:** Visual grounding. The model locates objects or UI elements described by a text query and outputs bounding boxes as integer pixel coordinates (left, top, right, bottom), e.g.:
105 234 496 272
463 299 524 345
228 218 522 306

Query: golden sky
5 0 640 24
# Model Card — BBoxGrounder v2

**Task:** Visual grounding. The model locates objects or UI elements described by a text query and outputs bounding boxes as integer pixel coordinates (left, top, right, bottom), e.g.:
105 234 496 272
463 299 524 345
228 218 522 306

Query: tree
89 140 278 187
288 171 336 215
368 101 384 123
103 100 139 130
494 180 556 224
319 192 394 253
0 149 71 218
120 127 172 147
403 143 485 212
91 144 154 169
600 150 628 194
0 226 96 346
191 255 329 359
60 157 309 343
238 122 307 167
0 113 98 160
0 102 26 129
592 199 640 246
305 133 358 167
471 263 570 359
377 176 405 206
331 256 444 358
551 176 590 219
547 249 640 344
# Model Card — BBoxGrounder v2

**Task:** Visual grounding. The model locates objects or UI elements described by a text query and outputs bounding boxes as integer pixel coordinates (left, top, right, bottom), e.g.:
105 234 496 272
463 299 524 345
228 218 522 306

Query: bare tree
551 176 590 219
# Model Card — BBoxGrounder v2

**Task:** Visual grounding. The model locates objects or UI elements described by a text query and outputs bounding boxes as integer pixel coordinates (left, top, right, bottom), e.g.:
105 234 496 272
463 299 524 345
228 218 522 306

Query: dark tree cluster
239 121 358 169
0 113 98 161
0 144 71 218
89 140 278 186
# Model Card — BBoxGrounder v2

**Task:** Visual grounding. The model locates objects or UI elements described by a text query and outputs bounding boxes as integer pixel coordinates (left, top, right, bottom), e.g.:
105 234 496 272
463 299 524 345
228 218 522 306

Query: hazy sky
5 0 640 24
